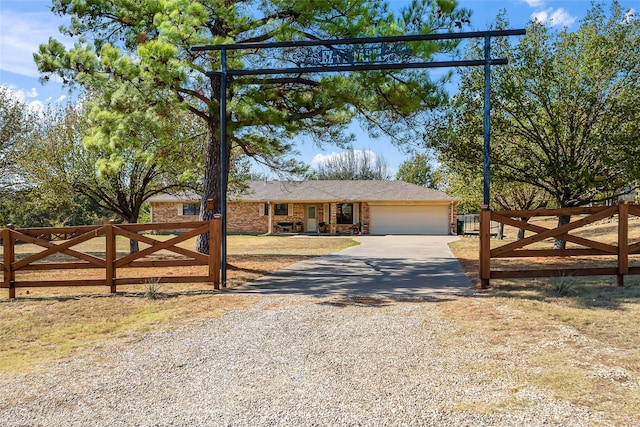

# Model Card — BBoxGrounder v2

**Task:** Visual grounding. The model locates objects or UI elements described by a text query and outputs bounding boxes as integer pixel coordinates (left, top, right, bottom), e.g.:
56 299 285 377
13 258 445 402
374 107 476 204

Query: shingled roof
149 181 454 203
239 180 454 202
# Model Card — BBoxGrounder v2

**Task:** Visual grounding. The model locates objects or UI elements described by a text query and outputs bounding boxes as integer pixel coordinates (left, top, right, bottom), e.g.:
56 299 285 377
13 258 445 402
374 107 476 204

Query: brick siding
151 202 198 224
150 200 452 235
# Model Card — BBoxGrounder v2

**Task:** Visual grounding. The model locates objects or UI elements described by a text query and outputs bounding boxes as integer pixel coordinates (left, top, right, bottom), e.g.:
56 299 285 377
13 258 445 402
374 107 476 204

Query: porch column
330 202 337 234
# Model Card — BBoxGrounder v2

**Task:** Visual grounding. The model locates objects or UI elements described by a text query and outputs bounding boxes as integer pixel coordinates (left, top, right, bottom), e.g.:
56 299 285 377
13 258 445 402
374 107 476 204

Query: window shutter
288 203 293 216
259 204 264 216
324 204 329 223
354 203 360 223
178 204 183 216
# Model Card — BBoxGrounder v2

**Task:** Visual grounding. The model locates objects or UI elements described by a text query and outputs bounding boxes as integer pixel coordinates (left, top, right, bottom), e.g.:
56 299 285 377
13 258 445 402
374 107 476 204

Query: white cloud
531 8 577 28
310 153 333 167
1 84 62 113
310 149 379 168
51 95 67 104
4 86 39 103
27 100 45 113
623 8 636 24
0 9 73 78
26 87 38 99
523 0 545 7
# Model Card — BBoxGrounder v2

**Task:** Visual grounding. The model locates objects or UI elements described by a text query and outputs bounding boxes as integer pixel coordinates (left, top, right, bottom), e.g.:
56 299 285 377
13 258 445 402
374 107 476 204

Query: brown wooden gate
480 202 640 288
1 217 221 298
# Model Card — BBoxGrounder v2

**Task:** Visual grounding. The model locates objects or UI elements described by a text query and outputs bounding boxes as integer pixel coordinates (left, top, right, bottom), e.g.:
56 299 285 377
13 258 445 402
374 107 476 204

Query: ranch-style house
148 180 458 235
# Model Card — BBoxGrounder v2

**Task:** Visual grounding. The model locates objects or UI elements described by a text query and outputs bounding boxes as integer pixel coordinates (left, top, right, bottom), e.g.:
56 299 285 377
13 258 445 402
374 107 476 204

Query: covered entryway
369 204 450 235
305 204 318 232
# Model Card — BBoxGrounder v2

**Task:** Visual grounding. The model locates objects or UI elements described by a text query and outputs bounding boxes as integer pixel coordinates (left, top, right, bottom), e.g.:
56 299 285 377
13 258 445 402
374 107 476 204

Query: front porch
258 202 370 235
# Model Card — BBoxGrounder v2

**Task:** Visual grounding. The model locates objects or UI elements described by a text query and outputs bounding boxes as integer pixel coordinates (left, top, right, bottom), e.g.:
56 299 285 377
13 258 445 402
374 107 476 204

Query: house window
183 203 200 216
337 203 353 224
264 203 269 216
274 203 289 216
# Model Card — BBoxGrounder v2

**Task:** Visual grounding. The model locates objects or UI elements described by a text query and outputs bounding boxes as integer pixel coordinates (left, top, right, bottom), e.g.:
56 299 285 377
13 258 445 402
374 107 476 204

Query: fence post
209 215 222 289
479 205 491 289
3 225 16 299
618 201 629 286
106 221 116 294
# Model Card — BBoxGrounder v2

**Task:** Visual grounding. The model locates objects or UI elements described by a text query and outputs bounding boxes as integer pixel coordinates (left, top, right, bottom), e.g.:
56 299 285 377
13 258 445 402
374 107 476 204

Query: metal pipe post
483 35 491 207
220 48 228 286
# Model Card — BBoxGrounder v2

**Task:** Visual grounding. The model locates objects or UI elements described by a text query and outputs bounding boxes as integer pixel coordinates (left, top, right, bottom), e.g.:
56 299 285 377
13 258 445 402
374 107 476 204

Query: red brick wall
227 202 269 233
151 202 198 223
150 200 415 234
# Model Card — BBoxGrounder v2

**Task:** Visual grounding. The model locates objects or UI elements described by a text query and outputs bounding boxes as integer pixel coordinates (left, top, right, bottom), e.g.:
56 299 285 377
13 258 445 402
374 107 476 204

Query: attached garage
369 204 451 235
149 180 457 235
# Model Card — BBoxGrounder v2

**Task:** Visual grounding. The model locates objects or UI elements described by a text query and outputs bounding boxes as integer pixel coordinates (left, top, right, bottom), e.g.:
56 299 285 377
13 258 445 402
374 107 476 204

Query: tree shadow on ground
481 276 640 310
230 253 473 299
318 294 456 308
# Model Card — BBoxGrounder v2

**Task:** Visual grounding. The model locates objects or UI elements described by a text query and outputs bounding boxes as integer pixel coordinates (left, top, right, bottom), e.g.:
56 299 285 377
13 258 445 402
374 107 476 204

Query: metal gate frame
191 29 526 284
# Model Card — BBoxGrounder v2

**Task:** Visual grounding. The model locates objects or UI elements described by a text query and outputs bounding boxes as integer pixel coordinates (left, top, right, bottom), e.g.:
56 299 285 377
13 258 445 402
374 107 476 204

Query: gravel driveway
0 294 609 426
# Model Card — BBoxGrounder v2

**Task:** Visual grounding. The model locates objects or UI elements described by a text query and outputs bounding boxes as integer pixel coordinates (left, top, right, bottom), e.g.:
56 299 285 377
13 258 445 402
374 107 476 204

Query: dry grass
2 221 639 423
448 221 640 424
0 235 357 371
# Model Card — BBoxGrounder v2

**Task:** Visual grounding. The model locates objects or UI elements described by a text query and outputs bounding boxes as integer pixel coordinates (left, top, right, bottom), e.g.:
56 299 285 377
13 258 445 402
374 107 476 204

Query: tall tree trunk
196 75 231 255
497 222 504 240
129 234 139 254
517 217 529 240
553 215 571 249
125 214 141 254
196 123 222 254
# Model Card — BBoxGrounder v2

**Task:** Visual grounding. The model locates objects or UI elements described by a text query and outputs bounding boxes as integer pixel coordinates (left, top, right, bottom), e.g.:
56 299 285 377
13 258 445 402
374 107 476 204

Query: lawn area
448 235 640 424
0 235 357 371
2 228 639 423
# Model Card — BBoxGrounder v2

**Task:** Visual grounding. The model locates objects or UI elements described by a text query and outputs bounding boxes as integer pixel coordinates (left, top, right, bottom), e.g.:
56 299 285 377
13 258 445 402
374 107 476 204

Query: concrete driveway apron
232 236 473 298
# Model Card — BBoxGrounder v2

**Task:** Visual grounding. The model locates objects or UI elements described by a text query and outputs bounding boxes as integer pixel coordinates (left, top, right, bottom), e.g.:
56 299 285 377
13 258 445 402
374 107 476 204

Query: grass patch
447 237 640 423
143 277 162 300
0 294 248 372
0 235 357 371
548 274 578 297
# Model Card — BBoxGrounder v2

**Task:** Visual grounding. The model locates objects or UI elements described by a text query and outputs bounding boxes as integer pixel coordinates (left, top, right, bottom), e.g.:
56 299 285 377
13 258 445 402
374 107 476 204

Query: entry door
306 205 318 232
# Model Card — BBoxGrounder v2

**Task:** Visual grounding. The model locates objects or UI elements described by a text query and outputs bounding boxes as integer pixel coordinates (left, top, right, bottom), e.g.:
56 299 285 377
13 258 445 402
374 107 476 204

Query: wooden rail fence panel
0 219 222 298
480 202 638 288
3 226 16 299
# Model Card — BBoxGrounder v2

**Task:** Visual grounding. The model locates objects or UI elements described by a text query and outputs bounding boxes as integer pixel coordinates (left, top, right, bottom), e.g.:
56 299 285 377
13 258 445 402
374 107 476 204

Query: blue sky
1 0 637 175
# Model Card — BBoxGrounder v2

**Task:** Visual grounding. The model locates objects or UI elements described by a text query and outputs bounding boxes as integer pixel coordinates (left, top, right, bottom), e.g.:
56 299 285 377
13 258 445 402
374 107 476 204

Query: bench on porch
275 222 294 233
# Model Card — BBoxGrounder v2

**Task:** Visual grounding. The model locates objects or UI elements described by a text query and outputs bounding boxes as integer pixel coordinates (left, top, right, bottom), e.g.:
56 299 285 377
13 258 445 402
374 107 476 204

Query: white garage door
369 205 450 235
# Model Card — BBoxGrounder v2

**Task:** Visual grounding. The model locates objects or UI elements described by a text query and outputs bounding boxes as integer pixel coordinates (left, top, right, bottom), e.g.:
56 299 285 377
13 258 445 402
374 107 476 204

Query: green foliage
0 188 112 228
36 0 472 251
395 153 439 188
36 0 471 178
430 2 640 210
16 100 202 225
0 87 33 188
138 203 151 224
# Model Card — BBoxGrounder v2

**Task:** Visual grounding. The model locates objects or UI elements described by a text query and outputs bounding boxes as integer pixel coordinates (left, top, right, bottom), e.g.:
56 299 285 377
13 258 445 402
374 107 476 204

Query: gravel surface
0 294 612 426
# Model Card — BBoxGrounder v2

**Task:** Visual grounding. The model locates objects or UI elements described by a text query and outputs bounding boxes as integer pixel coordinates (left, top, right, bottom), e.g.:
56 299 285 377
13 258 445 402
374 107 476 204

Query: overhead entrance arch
191 29 525 284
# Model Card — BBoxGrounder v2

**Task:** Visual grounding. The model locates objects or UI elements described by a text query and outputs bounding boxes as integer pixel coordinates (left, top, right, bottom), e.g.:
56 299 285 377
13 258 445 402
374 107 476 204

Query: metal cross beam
191 29 526 286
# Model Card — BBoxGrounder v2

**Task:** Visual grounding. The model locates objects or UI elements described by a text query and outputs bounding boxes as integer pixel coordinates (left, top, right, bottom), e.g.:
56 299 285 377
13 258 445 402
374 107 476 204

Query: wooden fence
1 216 221 299
480 202 640 288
